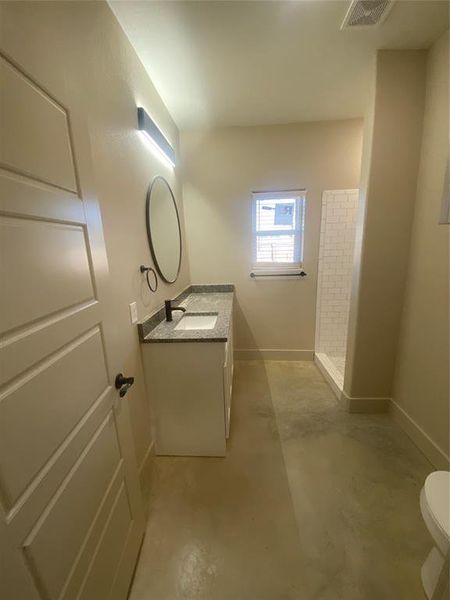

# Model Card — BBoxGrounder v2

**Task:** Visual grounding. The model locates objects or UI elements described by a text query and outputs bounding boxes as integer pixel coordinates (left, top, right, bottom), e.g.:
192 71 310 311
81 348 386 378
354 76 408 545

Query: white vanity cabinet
141 317 233 457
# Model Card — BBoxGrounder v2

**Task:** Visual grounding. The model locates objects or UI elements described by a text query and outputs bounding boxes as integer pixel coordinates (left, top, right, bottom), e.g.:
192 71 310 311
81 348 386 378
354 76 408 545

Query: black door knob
115 373 135 397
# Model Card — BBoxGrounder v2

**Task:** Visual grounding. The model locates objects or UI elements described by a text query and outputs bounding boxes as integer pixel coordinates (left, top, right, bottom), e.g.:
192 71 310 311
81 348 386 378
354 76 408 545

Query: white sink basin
175 313 218 331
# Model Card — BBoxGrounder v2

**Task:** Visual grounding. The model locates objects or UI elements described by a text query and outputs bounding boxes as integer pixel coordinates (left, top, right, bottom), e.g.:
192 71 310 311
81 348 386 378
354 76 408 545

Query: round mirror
145 176 182 284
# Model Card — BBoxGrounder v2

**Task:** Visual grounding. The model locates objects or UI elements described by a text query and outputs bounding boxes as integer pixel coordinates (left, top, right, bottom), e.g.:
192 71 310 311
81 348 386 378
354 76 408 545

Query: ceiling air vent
341 0 395 29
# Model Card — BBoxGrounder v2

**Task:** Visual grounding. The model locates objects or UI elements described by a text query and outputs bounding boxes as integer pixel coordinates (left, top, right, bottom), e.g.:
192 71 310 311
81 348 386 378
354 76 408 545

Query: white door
0 51 145 600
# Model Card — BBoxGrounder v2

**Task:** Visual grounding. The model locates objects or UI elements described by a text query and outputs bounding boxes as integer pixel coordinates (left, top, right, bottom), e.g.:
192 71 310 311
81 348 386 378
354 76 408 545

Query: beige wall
391 32 449 466
0 1 191 495
344 50 427 401
181 120 363 354
345 58 376 399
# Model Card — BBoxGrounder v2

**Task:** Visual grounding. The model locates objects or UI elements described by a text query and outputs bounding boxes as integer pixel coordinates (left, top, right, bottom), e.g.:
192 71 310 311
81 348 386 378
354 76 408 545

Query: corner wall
391 32 449 468
181 120 363 357
344 50 427 408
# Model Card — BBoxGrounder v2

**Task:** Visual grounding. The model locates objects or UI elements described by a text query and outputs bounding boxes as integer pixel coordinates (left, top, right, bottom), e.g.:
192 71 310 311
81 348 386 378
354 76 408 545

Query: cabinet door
223 321 234 438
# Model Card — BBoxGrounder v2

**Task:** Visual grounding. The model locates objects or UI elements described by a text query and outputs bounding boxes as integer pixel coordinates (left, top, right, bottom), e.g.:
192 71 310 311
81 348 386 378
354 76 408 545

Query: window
252 190 305 274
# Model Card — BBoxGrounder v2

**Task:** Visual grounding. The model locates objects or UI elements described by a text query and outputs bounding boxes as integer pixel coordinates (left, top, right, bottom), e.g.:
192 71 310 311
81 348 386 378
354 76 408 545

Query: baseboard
390 399 449 470
138 440 155 512
337 393 448 468
341 391 390 413
234 349 314 361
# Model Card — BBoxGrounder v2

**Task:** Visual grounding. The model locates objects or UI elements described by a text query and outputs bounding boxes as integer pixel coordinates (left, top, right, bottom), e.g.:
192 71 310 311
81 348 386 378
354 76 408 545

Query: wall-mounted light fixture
137 106 176 168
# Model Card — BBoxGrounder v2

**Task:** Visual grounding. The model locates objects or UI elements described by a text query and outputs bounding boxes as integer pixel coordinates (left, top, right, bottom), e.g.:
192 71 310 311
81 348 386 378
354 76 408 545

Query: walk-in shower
315 189 359 395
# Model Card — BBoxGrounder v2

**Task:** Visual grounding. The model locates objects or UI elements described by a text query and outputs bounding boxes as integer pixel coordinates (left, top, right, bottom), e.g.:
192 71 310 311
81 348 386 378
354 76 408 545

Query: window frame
251 190 306 275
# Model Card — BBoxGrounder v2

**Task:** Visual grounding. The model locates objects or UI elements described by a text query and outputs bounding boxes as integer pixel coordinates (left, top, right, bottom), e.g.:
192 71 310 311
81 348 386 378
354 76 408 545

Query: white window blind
252 190 305 274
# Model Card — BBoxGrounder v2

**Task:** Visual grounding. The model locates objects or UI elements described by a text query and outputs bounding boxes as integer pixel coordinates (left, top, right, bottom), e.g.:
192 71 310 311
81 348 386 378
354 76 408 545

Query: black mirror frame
145 175 182 284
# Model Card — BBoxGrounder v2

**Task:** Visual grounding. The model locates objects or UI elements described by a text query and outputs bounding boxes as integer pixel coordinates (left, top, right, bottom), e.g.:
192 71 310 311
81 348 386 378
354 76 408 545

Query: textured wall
181 120 363 354
392 32 449 465
344 50 427 400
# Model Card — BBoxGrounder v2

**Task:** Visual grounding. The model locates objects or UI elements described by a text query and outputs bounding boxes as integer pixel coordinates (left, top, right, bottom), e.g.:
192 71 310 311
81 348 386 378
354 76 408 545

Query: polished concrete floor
129 361 433 600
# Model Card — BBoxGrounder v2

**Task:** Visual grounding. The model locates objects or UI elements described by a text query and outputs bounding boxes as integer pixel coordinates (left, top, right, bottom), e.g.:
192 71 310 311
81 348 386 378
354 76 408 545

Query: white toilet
420 471 450 600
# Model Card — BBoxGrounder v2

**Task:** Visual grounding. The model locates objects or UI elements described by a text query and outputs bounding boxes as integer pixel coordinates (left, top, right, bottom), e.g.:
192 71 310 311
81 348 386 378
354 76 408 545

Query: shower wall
315 189 359 388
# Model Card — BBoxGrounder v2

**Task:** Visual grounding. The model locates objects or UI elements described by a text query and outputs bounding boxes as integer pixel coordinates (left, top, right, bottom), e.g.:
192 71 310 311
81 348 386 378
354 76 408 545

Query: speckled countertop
138 284 234 343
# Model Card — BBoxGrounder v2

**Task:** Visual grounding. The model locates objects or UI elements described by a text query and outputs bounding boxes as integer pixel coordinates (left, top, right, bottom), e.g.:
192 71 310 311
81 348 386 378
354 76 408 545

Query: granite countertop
138 284 234 343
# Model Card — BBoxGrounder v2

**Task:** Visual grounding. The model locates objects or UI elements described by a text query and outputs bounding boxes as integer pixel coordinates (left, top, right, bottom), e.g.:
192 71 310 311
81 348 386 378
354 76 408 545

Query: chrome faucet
165 299 186 322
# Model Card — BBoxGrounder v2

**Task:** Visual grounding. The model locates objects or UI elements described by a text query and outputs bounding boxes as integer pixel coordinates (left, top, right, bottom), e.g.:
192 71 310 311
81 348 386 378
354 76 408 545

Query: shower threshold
314 352 344 400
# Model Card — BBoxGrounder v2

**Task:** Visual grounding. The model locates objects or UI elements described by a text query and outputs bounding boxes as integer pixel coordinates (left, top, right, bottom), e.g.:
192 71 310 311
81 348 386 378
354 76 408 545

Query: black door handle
115 373 135 397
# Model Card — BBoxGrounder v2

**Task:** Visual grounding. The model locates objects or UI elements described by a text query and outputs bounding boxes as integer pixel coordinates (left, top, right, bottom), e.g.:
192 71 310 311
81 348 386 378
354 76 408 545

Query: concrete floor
129 361 433 600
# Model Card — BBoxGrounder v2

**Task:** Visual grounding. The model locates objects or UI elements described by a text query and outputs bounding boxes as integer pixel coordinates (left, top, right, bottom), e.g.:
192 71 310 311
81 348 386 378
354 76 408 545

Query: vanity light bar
137 106 176 167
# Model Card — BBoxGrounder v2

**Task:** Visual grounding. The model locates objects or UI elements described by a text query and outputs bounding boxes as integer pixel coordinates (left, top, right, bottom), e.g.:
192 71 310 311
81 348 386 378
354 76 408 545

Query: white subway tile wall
315 190 359 382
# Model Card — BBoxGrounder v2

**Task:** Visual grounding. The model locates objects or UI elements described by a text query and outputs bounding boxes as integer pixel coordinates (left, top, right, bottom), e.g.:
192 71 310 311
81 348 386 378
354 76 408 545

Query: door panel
6 387 114 546
78 484 132 600
0 50 144 600
0 169 85 223
0 216 94 333
0 57 77 191
0 328 108 505
23 414 121 600
59 465 126 600
0 300 100 386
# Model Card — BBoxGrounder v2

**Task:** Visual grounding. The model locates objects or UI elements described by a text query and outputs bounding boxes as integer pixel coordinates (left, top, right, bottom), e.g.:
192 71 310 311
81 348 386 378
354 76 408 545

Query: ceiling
109 0 449 130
